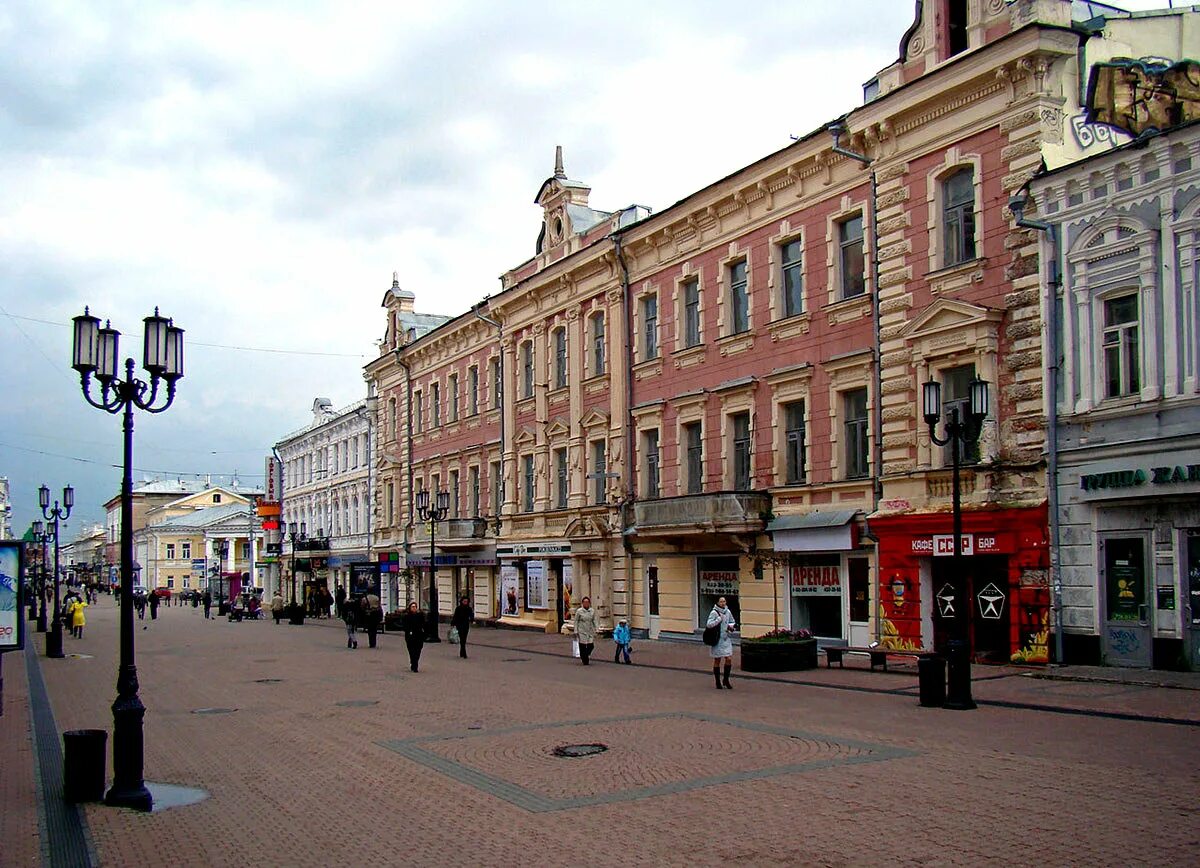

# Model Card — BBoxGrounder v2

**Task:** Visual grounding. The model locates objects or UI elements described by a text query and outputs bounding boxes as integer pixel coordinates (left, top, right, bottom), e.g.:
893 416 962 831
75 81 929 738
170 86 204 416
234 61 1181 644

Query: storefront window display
789 554 842 639
697 556 740 627
501 561 521 616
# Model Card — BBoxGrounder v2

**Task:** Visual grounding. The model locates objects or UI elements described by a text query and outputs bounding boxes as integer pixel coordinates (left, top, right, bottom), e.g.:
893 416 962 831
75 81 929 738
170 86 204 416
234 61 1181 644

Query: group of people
62 589 88 638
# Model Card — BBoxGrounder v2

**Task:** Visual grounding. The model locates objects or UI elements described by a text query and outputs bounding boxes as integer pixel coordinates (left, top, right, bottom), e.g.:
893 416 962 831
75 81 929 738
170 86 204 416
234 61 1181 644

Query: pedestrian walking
148 591 160 620
573 596 597 665
68 596 88 638
135 593 146 620
203 589 212 619
450 595 473 659
363 592 381 648
343 596 359 649
334 584 346 620
323 587 334 620
706 596 737 689
613 617 632 664
401 601 426 672
271 590 284 624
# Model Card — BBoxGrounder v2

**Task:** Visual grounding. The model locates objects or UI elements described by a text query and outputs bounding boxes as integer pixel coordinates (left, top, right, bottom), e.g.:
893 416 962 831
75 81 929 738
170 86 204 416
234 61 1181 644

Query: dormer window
213 493 221 503
947 0 968 58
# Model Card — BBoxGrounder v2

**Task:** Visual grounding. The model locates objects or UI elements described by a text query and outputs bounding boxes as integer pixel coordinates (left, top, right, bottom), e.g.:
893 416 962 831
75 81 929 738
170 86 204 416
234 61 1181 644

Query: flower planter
740 638 819 672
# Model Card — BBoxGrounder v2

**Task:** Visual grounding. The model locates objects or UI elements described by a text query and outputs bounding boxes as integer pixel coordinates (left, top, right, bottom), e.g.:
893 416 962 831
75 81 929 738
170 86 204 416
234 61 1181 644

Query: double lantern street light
416 488 450 643
72 306 184 813
29 523 54 634
36 484 74 659
280 520 306 607
922 374 990 712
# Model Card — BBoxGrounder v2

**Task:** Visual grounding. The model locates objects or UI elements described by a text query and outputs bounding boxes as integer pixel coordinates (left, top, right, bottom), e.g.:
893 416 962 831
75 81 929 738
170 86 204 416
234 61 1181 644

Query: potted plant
740 627 818 672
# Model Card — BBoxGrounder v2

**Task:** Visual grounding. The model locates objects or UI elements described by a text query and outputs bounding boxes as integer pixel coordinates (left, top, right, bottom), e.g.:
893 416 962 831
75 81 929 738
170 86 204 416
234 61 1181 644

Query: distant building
0 477 12 539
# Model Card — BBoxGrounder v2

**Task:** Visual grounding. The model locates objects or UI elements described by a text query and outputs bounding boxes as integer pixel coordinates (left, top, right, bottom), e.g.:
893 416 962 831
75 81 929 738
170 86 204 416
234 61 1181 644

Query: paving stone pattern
11 598 1200 866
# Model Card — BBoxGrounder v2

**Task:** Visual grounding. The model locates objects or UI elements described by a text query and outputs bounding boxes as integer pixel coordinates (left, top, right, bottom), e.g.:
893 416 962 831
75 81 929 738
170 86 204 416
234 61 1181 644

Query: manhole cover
552 743 608 758
502 657 530 663
192 708 237 715
335 700 379 708
254 678 283 683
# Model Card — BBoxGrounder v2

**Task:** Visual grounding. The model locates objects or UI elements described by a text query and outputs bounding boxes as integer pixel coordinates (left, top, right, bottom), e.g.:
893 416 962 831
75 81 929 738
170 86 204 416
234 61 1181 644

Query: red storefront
871 506 1050 664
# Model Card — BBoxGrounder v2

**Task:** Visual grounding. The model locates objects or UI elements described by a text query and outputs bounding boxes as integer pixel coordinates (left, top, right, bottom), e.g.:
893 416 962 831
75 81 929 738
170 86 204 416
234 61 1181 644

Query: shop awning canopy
767 509 858 552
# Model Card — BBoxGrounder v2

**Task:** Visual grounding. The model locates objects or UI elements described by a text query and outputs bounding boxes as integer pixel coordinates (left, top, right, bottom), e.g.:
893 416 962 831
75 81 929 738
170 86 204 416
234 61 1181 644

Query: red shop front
870 506 1050 664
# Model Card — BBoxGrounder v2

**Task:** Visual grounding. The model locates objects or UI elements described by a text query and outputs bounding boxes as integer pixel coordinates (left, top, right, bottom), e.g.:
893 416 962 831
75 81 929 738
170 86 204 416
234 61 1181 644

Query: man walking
203 589 212 619
271 590 284 624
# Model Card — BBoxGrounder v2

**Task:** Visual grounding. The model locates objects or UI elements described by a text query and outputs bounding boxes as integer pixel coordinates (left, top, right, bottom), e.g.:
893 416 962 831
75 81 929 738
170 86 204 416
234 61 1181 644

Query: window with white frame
591 313 606 375
555 447 568 508
780 238 804 318
591 439 607 504
644 429 661 498
843 388 869 479
729 259 749 334
684 421 704 494
838 215 866 299
731 412 752 490
642 293 659 360
490 460 502 516
1103 294 1140 398
165 543 175 560
432 382 442 427
942 168 976 267
783 400 806 484
449 373 459 422
450 469 460 518
389 398 397 441
522 455 535 512
468 365 479 416
553 328 568 389
182 541 191 559
521 341 534 399
469 466 481 517
683 278 701 348
491 357 502 408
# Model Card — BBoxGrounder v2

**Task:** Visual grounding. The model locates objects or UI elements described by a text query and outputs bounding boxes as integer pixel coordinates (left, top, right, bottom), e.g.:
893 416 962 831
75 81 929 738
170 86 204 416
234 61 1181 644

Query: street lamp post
415 488 450 642
39 484 74 659
72 305 184 813
31 523 51 633
282 520 306 605
217 539 229 610
923 375 990 712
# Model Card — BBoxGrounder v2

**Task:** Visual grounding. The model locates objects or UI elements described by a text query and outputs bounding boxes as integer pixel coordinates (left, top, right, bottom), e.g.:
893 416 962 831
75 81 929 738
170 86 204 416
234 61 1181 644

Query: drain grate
552 743 608 758
254 678 283 683
192 707 237 715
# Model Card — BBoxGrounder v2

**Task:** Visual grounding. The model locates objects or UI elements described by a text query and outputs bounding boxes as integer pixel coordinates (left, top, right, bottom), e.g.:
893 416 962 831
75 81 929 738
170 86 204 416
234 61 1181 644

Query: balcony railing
633 491 770 535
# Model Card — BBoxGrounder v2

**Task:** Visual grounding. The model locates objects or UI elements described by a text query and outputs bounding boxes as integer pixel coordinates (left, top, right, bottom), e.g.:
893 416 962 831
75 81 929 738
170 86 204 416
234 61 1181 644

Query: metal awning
768 509 858 552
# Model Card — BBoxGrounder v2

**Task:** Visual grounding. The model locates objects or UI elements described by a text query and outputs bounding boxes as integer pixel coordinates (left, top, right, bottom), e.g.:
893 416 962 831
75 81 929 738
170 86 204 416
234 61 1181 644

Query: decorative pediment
579 408 610 429
901 298 1002 343
563 515 608 539
514 426 538 446
545 417 570 438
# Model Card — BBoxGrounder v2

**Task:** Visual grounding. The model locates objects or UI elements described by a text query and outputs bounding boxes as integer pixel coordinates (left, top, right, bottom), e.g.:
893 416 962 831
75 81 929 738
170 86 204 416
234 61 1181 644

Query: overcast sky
0 1 1168 537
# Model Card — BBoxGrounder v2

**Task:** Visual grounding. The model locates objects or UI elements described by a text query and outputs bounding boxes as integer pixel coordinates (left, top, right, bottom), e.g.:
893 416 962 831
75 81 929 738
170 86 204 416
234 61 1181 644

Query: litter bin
917 654 946 708
63 729 107 803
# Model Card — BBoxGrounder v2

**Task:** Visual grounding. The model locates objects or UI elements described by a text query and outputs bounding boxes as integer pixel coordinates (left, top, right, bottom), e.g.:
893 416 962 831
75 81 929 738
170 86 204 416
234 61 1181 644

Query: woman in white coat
706 596 737 689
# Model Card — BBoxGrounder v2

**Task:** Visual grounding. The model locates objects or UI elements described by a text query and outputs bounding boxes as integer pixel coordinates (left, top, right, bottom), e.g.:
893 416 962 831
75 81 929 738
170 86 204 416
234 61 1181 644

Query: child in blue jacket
613 618 632 664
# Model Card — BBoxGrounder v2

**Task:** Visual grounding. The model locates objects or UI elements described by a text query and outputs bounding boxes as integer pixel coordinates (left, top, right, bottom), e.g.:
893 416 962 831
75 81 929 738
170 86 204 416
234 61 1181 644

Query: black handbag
702 623 720 646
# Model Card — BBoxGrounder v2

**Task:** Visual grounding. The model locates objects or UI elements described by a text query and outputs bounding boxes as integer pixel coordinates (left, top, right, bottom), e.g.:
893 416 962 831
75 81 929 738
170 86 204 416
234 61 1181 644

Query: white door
919 559 934 650
647 562 661 639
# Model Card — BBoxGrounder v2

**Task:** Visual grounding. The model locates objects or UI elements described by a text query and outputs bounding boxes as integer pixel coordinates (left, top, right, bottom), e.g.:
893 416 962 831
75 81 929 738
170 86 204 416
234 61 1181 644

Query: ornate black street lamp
30 522 51 633
38 484 74 658
415 488 450 642
72 305 184 812
923 375 989 712
281 520 307 624
216 539 230 610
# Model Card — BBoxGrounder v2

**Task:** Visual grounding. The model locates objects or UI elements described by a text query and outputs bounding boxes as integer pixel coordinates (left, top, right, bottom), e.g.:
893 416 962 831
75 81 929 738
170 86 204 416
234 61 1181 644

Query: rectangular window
470 466 481 517
941 364 981 465
165 543 176 560
839 215 866 299
449 374 459 422
943 169 976 267
644 429 661 498
433 383 443 427
387 481 395 526
450 469 460 519
554 328 568 389
522 455 535 512
729 259 749 334
490 461 502 517
491 358 502 409
844 388 869 479
1103 295 1140 398
389 398 397 441
592 440 607 504
522 342 534 399
555 448 568 509
948 0 968 56
414 390 423 433
781 239 804 318
683 278 701 348
468 366 479 416
181 541 191 559
732 412 752 491
784 401 806 484
592 314 606 375
685 422 703 495
240 542 250 561
642 294 658 360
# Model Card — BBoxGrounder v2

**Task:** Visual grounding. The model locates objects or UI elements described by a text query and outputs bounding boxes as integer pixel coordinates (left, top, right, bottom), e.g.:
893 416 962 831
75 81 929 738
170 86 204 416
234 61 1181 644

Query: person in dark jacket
148 590 160 620
202 589 212 619
334 584 346 620
401 601 426 672
363 592 381 648
343 596 359 649
451 595 473 659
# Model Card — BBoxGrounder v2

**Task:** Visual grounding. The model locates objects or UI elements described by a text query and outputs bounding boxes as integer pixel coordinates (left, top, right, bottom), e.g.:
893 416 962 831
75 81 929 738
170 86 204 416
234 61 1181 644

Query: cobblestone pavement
7 597 1200 867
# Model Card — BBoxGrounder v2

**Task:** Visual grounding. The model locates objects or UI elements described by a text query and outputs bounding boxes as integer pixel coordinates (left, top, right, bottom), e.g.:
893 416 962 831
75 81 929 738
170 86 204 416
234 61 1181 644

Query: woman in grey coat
706 596 737 689
573 596 597 665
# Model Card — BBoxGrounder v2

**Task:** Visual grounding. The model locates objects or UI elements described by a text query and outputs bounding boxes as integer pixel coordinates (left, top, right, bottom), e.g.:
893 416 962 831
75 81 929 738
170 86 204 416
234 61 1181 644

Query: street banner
264 456 282 503
501 562 520 616
526 559 548 610
350 562 380 598
0 541 25 651
561 561 574 617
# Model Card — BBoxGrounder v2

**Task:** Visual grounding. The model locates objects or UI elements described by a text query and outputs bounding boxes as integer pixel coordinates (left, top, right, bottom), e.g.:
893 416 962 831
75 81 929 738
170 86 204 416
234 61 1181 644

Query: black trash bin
918 654 946 708
63 729 107 802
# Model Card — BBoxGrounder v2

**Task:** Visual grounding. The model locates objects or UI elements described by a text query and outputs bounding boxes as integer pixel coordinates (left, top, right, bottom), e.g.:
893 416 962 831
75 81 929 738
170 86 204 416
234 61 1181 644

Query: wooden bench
821 646 925 672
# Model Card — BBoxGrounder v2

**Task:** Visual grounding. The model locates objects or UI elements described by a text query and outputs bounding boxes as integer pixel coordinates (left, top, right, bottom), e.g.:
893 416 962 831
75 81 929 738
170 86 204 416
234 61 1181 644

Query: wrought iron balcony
632 491 770 536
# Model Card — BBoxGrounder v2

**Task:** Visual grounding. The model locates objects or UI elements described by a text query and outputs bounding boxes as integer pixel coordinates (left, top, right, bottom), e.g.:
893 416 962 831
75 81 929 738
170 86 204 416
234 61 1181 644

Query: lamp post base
36 613 48 633
943 638 976 711
107 691 153 812
104 782 153 812
45 624 64 659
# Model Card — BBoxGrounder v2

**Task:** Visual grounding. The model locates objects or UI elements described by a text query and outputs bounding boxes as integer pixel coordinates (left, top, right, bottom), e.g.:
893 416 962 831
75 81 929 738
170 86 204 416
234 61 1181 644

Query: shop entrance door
1185 533 1200 670
647 563 661 640
1100 536 1151 668
847 557 870 646
971 556 1010 663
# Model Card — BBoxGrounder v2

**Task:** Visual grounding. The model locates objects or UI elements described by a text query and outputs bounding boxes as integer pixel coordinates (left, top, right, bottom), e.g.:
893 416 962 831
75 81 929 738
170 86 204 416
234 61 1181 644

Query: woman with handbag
401 601 426 672
706 596 737 689
450 595 473 659
573 596 597 665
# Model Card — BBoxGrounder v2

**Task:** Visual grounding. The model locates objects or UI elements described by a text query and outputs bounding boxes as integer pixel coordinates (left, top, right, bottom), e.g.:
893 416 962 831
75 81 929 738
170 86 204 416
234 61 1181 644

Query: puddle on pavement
147 781 209 812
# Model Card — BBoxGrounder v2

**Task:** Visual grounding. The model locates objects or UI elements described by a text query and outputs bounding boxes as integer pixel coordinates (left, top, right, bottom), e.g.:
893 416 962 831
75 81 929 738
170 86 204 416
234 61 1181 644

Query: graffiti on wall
1087 58 1200 137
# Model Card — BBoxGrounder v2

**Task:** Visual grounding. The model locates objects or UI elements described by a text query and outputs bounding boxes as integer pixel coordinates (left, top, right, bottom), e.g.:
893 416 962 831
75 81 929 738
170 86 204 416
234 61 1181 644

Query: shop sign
407 554 496 567
789 564 841 596
497 541 571 557
911 534 1012 556
1080 464 1200 492
526 560 549 610
500 563 521 616
698 570 739 596
977 583 1006 620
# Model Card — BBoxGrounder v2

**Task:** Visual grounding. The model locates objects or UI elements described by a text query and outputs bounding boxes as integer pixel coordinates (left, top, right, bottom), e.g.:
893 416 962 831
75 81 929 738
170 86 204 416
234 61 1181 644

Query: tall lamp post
38 484 74 659
415 488 449 642
923 375 989 712
217 539 229 610
282 520 306 606
31 523 52 633
72 305 184 813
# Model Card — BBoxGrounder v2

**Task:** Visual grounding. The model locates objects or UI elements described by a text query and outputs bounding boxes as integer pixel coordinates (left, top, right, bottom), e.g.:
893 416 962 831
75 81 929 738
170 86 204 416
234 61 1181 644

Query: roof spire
392 271 400 289
554 145 565 179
